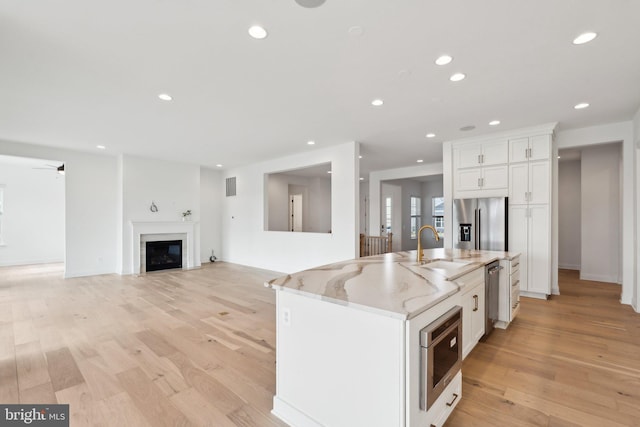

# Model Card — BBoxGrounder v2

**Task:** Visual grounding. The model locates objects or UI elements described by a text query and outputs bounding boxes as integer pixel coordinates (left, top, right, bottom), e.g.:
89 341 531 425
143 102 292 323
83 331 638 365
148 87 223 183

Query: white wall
119 155 201 274
222 142 359 274
558 160 581 270
0 140 119 278
0 159 65 266
580 144 621 283
556 121 634 303
200 167 223 263
634 108 640 312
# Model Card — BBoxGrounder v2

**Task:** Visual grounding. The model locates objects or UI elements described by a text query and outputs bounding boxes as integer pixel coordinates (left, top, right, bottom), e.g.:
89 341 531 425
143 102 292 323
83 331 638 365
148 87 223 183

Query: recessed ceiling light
358 155 363 159
449 73 466 82
359 177 364 181
574 102 590 109
425 133 436 138
417 159 424 163
327 170 332 174
96 145 106 150
295 0 326 8
460 125 476 131
557 156 561 159
248 26 268 39
216 164 223 168
435 55 453 66
158 93 172 101
307 140 316 145
573 32 597 45
489 120 501 126
371 99 384 107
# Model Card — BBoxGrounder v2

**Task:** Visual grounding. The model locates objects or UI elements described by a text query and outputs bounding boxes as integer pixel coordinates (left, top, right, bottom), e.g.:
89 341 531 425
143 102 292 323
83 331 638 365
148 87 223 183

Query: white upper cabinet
453 138 509 198
509 134 551 163
455 139 509 168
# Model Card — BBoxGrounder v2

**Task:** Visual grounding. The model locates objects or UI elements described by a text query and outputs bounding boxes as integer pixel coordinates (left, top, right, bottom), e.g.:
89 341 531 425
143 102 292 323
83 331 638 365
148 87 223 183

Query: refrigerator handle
477 209 481 250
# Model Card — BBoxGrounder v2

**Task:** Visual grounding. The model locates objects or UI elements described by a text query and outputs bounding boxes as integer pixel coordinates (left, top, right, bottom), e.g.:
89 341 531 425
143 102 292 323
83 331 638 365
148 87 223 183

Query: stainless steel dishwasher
483 261 503 339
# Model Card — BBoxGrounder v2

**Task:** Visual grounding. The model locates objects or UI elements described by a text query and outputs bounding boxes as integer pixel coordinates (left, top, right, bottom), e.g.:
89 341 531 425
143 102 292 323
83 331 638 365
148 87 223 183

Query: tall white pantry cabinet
446 124 556 298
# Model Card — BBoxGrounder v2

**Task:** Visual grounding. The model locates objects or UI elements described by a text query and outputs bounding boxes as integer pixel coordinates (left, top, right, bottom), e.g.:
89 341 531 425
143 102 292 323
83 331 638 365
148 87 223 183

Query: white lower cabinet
496 256 520 328
425 371 462 427
456 268 485 359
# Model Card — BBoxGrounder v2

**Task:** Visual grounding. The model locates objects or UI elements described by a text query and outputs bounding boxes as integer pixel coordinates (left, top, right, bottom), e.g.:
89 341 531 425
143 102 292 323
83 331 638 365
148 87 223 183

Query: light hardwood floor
449 269 640 427
1 265 639 426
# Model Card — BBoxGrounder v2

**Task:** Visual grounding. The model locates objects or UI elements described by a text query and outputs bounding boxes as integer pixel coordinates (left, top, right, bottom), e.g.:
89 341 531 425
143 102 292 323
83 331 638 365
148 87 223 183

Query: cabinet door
509 137 529 163
481 139 509 166
454 145 482 169
528 204 550 294
455 168 481 192
509 205 529 292
471 283 485 343
529 134 551 161
509 163 528 205
462 291 474 359
481 165 508 190
528 161 549 204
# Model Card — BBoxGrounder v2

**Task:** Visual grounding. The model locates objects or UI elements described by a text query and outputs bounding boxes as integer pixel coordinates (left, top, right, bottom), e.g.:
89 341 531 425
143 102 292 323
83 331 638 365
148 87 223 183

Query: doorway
0 155 65 271
558 142 622 294
289 194 303 232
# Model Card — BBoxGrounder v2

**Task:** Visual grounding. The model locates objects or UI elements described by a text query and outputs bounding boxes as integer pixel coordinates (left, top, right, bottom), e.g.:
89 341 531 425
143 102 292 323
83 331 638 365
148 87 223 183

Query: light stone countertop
266 248 520 320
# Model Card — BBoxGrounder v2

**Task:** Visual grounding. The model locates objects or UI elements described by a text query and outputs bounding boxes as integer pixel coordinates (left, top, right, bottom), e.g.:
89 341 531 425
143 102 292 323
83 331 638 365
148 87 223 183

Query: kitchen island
266 248 519 427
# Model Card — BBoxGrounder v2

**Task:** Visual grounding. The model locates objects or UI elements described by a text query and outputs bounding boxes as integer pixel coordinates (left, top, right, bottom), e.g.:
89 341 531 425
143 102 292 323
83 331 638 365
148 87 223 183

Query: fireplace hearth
146 240 183 272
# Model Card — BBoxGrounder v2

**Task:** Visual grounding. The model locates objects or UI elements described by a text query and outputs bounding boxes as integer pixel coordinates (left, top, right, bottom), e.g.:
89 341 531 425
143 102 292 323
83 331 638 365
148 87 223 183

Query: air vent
226 177 237 197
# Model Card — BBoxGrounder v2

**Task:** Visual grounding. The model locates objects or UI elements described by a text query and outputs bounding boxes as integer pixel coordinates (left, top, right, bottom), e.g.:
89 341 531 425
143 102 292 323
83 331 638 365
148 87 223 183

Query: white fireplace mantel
130 221 200 274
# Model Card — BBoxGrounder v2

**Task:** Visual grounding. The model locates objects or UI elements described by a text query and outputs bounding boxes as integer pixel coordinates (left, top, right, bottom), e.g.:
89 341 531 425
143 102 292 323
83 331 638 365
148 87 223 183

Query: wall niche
265 162 332 233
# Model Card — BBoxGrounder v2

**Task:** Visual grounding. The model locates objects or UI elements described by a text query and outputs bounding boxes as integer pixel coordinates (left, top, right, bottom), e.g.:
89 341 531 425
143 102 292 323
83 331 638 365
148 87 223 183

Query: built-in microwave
419 306 463 411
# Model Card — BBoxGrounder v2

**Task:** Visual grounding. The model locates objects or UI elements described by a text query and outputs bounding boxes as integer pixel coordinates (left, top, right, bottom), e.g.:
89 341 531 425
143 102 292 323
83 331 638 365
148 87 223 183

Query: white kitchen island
266 249 519 427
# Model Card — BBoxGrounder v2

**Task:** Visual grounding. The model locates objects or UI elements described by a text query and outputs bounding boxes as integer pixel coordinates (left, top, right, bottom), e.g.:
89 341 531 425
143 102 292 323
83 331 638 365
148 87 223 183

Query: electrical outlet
282 308 291 326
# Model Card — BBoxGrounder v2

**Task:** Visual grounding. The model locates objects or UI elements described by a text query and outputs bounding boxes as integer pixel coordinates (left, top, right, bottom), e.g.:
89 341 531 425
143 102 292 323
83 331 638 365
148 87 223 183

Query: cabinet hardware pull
473 295 478 311
446 393 459 407
478 178 482 188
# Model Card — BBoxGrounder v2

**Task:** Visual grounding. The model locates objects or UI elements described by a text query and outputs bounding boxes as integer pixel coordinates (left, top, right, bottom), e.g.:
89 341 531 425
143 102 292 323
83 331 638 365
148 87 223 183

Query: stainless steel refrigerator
453 197 508 251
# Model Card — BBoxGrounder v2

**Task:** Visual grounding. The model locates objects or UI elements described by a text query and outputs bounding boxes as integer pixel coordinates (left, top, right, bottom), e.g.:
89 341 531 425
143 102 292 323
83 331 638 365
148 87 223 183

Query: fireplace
130 221 199 275
145 240 183 272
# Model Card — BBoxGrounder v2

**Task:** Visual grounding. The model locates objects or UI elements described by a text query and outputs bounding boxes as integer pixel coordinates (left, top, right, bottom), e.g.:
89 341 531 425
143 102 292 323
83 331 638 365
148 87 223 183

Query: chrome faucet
417 225 440 263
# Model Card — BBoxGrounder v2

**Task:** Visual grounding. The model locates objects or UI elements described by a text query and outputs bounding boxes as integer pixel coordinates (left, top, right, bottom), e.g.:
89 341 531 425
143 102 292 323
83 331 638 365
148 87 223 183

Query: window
0 185 4 245
432 196 445 236
385 197 392 232
410 196 421 239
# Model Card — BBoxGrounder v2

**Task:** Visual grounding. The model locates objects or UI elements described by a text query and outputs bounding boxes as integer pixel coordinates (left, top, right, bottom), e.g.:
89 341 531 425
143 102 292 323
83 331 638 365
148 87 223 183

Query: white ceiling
1 1 639 176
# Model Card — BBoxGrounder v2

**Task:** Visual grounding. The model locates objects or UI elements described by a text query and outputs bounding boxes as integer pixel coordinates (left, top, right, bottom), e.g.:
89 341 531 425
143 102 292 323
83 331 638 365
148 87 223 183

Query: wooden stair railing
359 233 393 257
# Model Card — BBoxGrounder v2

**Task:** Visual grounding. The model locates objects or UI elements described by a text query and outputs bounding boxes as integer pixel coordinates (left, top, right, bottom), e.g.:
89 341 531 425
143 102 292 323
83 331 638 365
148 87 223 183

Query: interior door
289 194 303 232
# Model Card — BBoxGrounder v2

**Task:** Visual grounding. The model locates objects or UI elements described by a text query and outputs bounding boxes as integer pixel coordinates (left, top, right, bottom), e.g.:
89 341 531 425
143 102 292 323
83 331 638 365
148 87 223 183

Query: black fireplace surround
146 240 182 272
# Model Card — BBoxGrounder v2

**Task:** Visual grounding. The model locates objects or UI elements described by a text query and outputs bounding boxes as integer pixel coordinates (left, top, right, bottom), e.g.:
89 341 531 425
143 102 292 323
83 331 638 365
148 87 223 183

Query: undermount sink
422 260 472 274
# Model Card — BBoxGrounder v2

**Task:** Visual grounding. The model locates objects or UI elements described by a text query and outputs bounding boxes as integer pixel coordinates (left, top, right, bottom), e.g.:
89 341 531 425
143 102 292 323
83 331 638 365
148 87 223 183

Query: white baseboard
558 264 580 270
0 258 64 267
520 291 548 300
579 273 620 284
272 397 323 427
